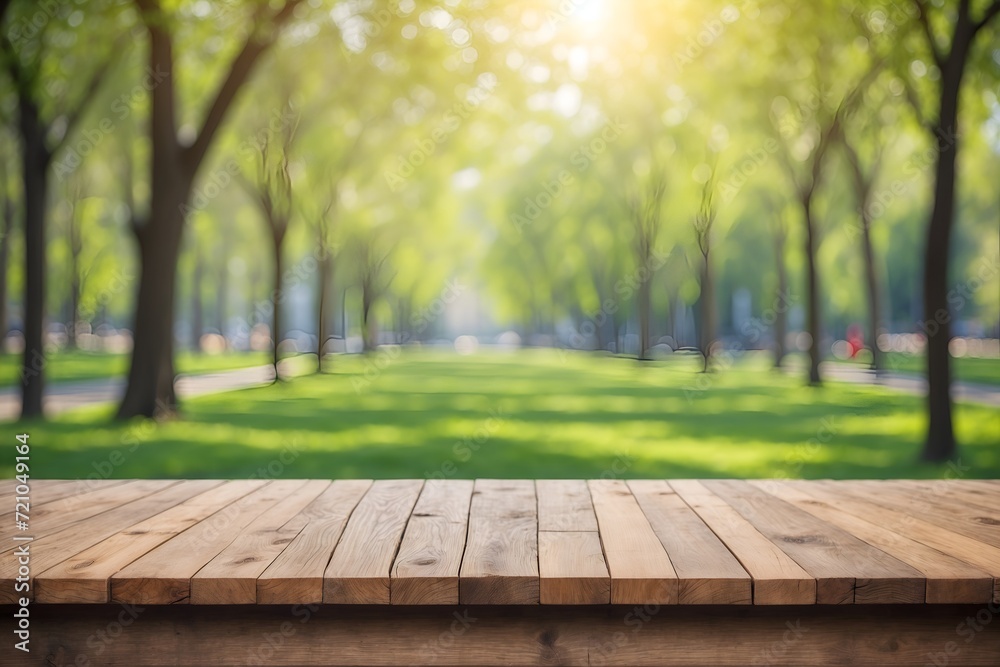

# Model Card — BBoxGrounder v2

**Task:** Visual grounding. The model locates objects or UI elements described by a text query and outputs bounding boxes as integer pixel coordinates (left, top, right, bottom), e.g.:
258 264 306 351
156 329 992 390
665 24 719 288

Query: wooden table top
3 479 998 606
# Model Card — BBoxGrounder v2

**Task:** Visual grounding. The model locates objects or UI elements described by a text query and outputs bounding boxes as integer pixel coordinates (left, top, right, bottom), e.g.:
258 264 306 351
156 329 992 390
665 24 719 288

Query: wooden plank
704 480 925 604
257 480 373 604
957 480 1000 494
0 480 94 516
536 479 599 531
112 480 298 604
33 480 257 603
629 480 750 604
33 480 131 506
0 480 176 549
792 480 1000 605
891 480 999 513
757 481 993 604
669 480 815 605
44 480 123 502
588 479 677 604
190 480 330 604
539 531 610 604
838 481 1000 549
868 479 1000 517
324 479 423 604
391 479 473 605
32 603 1000 666
537 479 609 604
0 481 217 603
459 479 539 605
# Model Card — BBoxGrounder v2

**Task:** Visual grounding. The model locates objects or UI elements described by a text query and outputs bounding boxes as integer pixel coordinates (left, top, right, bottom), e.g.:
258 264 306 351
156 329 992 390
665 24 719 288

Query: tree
116 0 302 419
769 209 790 369
307 192 337 372
771 53 881 385
354 229 396 353
0 2 119 417
692 167 718 372
0 131 14 341
303 135 363 373
63 175 86 348
899 0 1000 461
840 125 886 374
187 229 204 352
772 90 840 386
626 171 666 361
242 116 296 381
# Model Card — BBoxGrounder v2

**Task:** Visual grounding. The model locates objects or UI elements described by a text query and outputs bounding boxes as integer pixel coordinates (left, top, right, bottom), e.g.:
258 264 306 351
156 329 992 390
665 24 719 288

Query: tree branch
0 31 28 98
185 0 303 170
48 41 123 156
912 0 945 68
973 0 1000 33
898 67 932 130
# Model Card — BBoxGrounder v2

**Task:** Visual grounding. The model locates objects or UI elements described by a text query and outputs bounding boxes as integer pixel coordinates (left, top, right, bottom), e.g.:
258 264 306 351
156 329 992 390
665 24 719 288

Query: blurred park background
0 0 998 481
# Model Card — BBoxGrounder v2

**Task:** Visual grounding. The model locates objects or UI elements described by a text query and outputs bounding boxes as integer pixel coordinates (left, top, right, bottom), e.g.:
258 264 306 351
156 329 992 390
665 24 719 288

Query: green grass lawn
833 350 1000 387
8 350 999 480
877 352 1000 387
0 350 270 387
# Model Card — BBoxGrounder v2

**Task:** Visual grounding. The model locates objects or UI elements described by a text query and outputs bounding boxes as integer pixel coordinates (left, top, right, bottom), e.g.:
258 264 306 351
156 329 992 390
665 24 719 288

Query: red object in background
846 323 864 358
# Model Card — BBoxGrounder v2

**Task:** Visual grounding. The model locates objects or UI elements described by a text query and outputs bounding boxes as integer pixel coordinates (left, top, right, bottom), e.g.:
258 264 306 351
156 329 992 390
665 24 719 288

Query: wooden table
4 479 1000 665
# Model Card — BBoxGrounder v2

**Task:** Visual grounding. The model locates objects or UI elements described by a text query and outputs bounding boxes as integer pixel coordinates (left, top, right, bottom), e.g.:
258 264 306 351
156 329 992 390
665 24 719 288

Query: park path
785 361 1000 408
0 365 278 421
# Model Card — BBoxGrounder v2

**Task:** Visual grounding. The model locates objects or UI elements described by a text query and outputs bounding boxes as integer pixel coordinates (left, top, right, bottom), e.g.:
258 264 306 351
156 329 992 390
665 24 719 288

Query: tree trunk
361 285 374 353
803 196 822 386
191 247 203 352
773 225 788 369
699 251 713 372
920 28 972 463
271 241 283 381
116 14 186 420
67 205 82 349
116 200 185 419
216 254 228 336
860 215 883 374
0 195 12 341
68 273 80 349
18 96 49 419
316 247 331 373
638 269 651 360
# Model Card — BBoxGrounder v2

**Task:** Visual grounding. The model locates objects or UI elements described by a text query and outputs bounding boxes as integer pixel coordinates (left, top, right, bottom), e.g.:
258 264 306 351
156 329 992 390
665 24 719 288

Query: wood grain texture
756 481 993 604
12 479 998 608
669 480 815 605
705 480 925 604
31 604 1000 666
792 480 1000 605
837 480 1000 549
111 480 294 604
537 479 609 604
324 479 424 604
191 480 330 604
536 479 599 531
0 481 212 603
391 479 473 604
588 479 677 604
0 480 177 551
459 479 539 605
257 480 373 604
629 480 751 604
539 531 610 604
33 481 246 603
892 480 999 513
